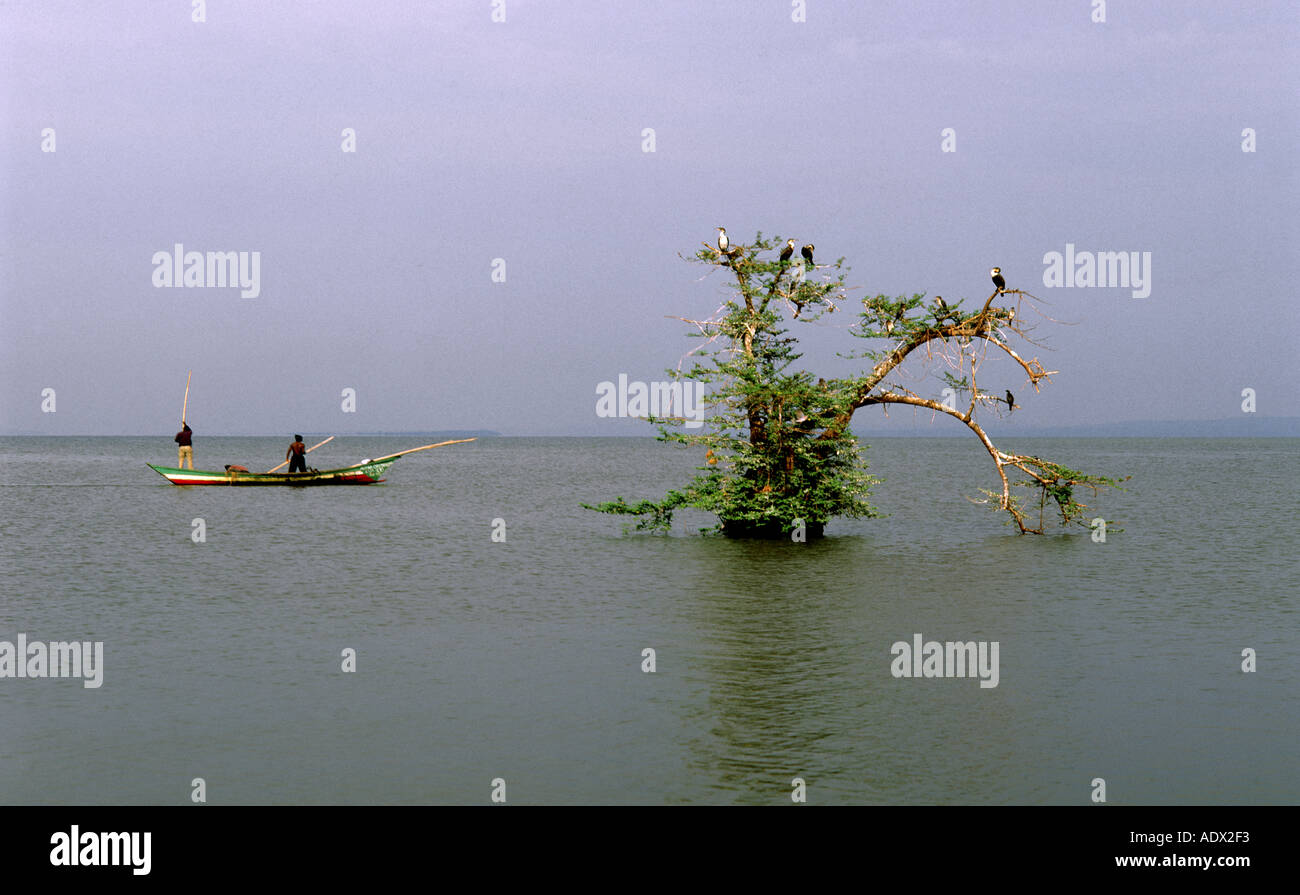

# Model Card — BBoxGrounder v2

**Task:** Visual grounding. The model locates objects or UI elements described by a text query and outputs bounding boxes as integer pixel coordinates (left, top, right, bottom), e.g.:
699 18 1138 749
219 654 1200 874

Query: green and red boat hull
147 459 396 486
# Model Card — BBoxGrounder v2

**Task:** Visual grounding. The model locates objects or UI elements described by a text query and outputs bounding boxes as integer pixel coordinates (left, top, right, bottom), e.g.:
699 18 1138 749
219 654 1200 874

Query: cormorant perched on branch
1006 389 1015 411
717 227 729 253
885 318 895 335
779 239 795 264
991 267 1006 292
934 295 949 320
801 244 815 268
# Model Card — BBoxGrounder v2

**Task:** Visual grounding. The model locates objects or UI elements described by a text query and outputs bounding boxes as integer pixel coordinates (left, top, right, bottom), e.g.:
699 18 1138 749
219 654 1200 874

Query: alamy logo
50 826 150 876
890 633 999 688
0 634 103 688
151 243 261 298
596 374 706 429
1042 243 1151 298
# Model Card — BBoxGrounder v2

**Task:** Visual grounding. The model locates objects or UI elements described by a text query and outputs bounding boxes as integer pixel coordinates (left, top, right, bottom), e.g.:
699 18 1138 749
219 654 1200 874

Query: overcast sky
2 1 1296 435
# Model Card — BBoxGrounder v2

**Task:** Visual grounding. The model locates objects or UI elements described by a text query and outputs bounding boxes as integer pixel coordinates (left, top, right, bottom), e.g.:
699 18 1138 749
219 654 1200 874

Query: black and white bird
1005 389 1015 411
779 239 795 264
717 227 729 253
991 267 1006 292
884 318 895 335
934 295 949 320
801 244 815 268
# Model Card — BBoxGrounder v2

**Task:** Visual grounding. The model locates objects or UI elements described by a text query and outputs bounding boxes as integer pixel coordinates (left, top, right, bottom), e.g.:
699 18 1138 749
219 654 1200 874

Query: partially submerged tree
585 232 1126 537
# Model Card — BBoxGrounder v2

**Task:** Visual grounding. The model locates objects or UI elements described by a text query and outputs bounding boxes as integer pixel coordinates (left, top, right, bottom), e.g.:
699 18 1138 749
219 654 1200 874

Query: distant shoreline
2 425 1298 439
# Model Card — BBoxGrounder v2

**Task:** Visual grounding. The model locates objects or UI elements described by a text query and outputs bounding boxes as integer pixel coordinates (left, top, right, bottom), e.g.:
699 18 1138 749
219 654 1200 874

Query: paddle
366 438 476 464
181 370 192 425
266 435 335 473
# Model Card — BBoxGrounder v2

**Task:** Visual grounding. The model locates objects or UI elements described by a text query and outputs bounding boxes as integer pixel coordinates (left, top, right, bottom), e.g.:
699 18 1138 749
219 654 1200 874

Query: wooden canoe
146 438 475 486
147 458 397 486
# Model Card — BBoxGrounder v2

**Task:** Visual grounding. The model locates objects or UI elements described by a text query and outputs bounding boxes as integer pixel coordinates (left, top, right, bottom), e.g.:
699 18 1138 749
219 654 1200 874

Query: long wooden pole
266 435 335 473
181 370 192 425
367 437 476 464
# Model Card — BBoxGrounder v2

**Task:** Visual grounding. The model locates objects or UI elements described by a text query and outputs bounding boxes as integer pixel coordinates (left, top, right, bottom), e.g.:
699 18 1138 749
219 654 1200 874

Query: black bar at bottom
1 806 1285 882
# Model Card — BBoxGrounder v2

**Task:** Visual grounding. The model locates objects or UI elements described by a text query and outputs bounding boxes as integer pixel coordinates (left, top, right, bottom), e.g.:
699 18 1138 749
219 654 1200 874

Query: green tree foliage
586 232 1125 537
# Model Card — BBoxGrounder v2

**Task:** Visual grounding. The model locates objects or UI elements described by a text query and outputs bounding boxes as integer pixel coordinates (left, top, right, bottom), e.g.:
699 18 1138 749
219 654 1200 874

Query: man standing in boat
286 434 308 473
174 423 194 469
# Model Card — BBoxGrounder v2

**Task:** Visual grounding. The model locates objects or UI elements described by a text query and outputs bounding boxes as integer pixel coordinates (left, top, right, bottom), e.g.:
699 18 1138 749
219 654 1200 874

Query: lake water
1 436 1295 804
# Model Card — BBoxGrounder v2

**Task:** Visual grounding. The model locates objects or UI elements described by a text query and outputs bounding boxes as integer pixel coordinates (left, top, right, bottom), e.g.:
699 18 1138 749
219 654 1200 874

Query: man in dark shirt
174 424 193 469
286 435 308 473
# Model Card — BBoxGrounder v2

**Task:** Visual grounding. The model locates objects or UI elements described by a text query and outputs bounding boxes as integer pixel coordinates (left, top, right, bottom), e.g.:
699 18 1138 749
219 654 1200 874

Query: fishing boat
147 439 475 486
148 457 398 486
152 373 474 485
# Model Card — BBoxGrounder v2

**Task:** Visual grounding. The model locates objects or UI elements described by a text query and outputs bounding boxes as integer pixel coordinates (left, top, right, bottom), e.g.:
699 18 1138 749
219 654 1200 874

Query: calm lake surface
1 436 1296 805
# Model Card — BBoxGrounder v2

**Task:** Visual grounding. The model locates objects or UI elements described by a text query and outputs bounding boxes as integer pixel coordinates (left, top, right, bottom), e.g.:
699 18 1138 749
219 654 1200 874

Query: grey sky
2 1 1296 435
